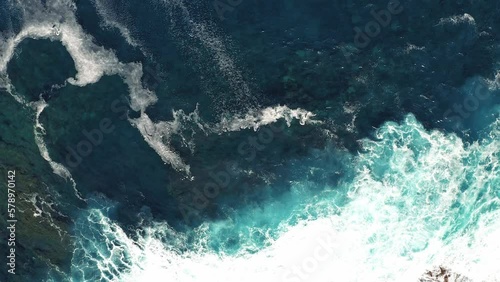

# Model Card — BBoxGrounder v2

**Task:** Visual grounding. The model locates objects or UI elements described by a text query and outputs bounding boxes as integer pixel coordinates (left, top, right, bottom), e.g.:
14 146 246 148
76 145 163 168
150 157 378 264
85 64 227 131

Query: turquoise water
0 0 499 281
68 113 500 282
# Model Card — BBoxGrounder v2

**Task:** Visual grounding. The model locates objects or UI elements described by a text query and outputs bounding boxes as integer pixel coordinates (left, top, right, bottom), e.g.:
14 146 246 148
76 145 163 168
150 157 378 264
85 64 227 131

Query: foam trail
0 0 187 172
214 105 321 132
30 99 84 201
0 3 157 109
91 0 141 48
1 0 288 175
90 0 152 58
160 0 258 110
130 104 320 177
0 73 26 104
129 112 193 176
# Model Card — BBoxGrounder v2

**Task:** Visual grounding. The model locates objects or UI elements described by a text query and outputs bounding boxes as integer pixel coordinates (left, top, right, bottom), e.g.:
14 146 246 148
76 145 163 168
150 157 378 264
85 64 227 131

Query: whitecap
69 113 500 281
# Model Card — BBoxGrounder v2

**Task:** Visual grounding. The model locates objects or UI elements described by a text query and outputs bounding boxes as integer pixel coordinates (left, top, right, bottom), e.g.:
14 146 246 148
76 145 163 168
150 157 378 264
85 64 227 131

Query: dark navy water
0 0 499 281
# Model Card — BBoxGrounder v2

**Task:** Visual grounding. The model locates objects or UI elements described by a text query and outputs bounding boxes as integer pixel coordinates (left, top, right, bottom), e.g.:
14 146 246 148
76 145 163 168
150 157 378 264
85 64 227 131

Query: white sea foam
129 104 320 175
342 102 359 133
24 190 68 238
129 111 196 176
0 0 168 170
0 73 26 104
70 113 500 282
91 0 142 48
438 13 476 26
90 0 154 61
30 99 84 201
0 1 156 107
159 0 258 110
1 0 310 175
214 105 320 132
1 1 316 176
403 43 425 54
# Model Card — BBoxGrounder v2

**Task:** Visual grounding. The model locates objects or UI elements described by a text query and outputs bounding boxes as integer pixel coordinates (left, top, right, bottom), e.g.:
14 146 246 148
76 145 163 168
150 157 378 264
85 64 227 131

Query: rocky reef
420 266 472 282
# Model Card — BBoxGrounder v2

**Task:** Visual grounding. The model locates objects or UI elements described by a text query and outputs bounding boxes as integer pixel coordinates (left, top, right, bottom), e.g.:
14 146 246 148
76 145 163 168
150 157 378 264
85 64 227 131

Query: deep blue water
0 0 499 281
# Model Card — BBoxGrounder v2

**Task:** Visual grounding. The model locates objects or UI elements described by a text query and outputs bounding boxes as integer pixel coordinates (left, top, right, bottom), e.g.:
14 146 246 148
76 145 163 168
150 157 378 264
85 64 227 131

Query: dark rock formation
420 266 473 282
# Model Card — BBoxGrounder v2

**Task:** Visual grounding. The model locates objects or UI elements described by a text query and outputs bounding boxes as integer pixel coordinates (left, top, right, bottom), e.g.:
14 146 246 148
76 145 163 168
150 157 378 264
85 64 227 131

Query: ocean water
0 0 499 281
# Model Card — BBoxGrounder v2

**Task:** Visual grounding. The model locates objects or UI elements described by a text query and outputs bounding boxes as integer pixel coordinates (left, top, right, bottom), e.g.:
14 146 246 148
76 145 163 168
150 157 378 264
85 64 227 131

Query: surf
68 113 500 282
